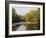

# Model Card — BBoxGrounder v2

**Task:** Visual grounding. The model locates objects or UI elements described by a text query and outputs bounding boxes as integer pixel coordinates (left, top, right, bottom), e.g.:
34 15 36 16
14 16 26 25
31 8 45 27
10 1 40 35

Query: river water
16 25 26 31
12 22 31 31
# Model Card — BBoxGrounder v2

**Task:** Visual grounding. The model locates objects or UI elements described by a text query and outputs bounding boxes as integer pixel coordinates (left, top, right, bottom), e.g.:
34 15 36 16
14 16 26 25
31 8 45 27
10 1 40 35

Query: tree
12 8 24 24
23 8 40 30
12 8 18 23
12 8 24 31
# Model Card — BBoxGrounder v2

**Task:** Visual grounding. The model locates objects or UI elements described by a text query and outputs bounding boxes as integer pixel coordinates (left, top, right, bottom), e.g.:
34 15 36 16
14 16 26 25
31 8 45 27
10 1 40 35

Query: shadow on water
12 22 40 31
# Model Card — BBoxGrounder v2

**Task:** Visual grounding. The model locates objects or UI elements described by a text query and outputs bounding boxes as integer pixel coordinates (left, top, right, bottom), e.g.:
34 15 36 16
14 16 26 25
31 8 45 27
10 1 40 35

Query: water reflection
12 22 40 31
16 25 26 31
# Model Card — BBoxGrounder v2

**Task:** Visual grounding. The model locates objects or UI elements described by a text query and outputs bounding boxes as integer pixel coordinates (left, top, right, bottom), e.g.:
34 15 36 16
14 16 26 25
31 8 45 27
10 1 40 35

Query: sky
13 7 38 16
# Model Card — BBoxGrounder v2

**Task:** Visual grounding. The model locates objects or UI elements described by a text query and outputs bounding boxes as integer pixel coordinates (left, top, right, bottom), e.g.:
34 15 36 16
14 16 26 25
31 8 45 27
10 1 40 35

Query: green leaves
12 8 24 23
12 8 40 30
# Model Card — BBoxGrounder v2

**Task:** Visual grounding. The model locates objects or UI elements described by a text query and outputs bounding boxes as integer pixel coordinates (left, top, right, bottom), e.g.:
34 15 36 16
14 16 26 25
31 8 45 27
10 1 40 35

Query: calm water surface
16 25 26 31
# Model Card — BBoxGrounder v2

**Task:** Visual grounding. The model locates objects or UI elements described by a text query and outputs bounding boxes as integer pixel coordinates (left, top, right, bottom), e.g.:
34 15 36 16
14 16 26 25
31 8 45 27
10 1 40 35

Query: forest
12 8 40 31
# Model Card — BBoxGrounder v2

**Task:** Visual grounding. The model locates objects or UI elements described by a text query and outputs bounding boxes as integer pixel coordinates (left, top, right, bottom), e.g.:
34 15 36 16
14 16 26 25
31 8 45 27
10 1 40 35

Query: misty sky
13 7 38 16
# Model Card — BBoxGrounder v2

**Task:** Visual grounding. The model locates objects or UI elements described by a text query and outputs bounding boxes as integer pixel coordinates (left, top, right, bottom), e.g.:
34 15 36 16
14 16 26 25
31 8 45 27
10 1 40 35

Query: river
12 22 31 31
16 25 26 31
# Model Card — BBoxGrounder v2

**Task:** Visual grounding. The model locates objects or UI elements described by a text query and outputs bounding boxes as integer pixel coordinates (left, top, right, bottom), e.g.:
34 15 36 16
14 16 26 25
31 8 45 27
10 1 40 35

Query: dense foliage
12 8 24 24
23 8 40 30
12 8 40 31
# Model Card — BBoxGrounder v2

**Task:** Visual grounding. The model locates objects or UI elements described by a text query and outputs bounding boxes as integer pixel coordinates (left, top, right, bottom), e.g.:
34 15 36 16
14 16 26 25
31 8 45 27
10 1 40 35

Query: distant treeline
12 8 40 30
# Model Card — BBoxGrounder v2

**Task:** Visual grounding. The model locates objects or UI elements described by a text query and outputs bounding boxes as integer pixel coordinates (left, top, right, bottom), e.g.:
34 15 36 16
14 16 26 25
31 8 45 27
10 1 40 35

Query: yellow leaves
23 8 40 30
